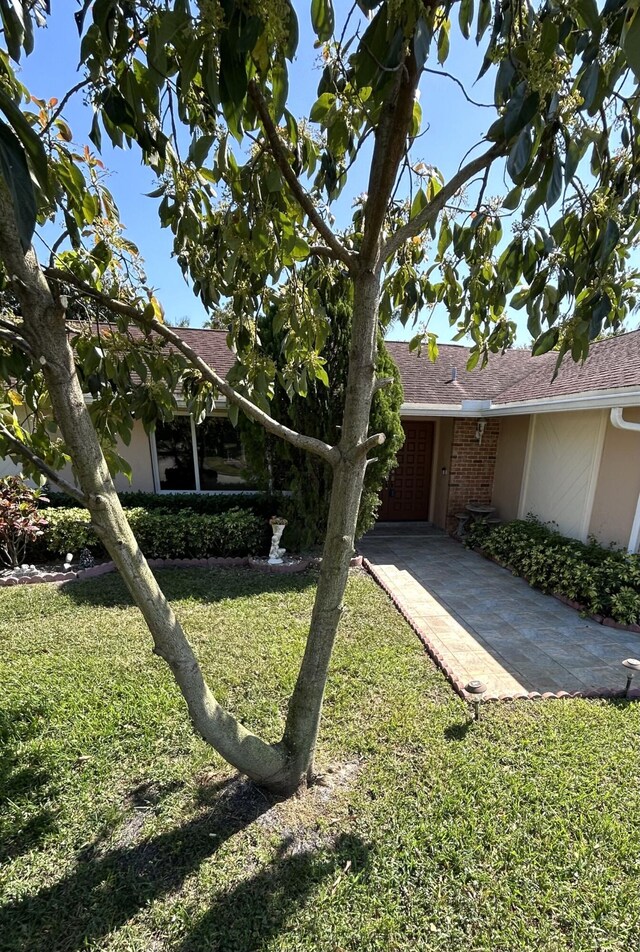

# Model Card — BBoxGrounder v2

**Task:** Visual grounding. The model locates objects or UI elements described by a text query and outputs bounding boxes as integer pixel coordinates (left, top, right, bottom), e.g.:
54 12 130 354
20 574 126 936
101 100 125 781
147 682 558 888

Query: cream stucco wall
58 418 156 494
114 421 156 492
518 409 607 541
491 415 531 521
431 417 454 529
588 407 640 549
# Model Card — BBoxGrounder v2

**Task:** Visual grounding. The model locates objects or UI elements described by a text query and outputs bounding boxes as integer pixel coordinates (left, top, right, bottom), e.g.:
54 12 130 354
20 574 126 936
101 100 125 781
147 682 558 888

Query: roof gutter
610 407 640 432
400 388 640 418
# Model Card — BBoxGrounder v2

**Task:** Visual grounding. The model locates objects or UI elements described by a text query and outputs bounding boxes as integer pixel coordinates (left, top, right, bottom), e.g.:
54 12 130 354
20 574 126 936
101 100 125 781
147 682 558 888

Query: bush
43 506 265 560
0 476 49 567
467 517 640 625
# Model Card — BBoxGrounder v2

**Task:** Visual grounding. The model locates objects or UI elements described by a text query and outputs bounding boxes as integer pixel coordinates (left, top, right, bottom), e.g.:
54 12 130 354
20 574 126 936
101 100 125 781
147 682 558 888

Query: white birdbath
268 520 287 565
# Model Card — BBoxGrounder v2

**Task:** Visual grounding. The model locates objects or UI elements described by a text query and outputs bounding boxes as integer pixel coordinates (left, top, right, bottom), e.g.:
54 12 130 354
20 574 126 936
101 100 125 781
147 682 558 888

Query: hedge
44 490 305 551
43 506 265 560
466 517 640 625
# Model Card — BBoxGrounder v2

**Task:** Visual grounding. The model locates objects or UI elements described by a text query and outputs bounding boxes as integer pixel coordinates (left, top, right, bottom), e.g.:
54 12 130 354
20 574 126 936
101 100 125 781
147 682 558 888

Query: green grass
1 567 639 951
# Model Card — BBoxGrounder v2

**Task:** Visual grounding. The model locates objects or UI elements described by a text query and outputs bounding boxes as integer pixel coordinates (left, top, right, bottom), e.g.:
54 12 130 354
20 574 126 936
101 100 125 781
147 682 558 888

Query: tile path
359 523 640 699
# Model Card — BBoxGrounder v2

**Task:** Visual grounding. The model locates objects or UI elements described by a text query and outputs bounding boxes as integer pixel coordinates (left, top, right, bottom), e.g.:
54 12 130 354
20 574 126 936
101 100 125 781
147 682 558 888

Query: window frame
149 413 259 495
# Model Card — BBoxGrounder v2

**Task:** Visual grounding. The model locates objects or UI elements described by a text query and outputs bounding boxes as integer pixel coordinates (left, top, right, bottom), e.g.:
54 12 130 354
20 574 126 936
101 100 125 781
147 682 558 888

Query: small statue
268 516 287 564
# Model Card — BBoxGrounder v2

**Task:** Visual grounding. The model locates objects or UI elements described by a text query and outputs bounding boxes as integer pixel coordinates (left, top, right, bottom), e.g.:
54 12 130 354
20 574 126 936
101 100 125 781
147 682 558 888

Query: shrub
0 476 49 567
466 517 640 625
44 506 265 560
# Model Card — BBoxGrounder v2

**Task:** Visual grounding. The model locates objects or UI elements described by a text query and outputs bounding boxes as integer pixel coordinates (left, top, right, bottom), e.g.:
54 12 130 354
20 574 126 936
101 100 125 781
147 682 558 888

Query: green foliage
0 475 48 567
239 288 404 549
45 489 286 519
43 506 265 560
467 517 640 624
0 2 637 483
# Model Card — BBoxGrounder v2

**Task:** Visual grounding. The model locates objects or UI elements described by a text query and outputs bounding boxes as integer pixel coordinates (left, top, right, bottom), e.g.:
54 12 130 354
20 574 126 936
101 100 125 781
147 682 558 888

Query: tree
239 280 404 549
0 1 639 795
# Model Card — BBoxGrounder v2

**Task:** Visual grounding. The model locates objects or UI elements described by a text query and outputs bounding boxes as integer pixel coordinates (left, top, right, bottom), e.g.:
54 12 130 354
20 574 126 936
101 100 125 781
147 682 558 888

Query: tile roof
158 326 640 409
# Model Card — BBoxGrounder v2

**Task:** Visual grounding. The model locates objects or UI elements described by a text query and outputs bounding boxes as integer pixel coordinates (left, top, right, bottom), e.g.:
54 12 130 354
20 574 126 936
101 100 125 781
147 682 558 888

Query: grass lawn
1 567 639 951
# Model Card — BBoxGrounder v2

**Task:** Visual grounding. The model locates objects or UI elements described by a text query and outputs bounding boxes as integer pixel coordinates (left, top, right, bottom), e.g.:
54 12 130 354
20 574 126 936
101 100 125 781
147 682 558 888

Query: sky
17 4 541 343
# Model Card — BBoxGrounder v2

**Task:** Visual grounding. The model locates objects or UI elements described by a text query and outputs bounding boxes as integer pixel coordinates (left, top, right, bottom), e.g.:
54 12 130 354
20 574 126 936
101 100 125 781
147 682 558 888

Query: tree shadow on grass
0 774 368 952
0 703 58 864
60 567 317 610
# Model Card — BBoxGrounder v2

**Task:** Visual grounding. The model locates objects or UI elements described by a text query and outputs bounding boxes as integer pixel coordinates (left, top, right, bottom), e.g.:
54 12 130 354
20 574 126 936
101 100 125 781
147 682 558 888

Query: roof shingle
159 326 640 408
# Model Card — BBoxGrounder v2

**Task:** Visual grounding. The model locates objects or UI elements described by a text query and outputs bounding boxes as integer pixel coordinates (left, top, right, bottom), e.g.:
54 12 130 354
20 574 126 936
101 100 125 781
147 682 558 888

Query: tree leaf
437 22 450 66
504 90 540 140
413 17 431 71
532 327 559 356
309 92 335 123
410 187 427 220
598 218 620 266
271 61 288 122
623 9 640 83
311 0 334 42
507 128 532 181
0 118 37 251
0 88 49 192
546 153 563 208
475 0 491 44
458 0 474 40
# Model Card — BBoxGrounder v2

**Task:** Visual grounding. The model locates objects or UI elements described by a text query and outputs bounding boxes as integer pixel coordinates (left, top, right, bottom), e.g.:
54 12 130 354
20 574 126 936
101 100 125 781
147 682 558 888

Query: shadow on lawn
60 566 317 609
0 774 368 952
0 703 58 864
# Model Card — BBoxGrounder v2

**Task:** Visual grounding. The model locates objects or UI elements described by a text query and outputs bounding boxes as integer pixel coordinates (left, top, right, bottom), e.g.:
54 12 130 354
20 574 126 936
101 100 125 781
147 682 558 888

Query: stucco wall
58 419 156 495
431 418 454 529
491 415 530 521
114 422 156 492
519 409 607 541
589 407 640 549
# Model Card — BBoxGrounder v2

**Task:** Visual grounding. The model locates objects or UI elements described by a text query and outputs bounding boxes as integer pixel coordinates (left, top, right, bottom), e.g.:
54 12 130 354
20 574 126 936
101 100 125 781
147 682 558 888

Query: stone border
362 557 640 704
0 553 364 587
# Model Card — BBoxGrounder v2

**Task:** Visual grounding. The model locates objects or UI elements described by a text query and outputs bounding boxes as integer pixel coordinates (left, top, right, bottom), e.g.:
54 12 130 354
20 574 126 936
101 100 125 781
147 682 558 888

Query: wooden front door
378 421 434 521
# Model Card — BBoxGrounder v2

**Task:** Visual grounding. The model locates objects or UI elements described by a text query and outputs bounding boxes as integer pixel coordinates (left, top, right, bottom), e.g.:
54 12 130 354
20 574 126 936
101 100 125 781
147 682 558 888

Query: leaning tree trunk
0 184 294 793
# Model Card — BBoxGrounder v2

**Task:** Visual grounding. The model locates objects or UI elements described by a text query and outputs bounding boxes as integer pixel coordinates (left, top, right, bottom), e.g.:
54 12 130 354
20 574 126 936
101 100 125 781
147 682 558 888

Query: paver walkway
360 523 640 698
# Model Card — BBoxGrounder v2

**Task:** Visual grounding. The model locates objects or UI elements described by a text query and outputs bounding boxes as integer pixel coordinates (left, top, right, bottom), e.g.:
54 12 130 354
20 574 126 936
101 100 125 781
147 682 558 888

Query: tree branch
360 53 420 266
247 81 355 270
373 376 394 392
381 143 506 264
44 268 340 466
0 421 88 505
358 432 386 457
42 79 91 136
423 68 495 109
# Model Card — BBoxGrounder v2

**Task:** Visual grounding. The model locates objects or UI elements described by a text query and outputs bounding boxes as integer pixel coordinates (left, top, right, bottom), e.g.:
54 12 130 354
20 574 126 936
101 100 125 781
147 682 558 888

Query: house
3 327 640 552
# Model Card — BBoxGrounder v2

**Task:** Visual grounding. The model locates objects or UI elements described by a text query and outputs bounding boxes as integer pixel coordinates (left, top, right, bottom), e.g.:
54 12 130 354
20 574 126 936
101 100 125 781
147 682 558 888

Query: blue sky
19 5 521 342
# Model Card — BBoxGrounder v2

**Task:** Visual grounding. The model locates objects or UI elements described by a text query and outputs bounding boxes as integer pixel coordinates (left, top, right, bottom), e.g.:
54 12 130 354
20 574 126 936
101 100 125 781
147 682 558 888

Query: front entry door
378 421 434 521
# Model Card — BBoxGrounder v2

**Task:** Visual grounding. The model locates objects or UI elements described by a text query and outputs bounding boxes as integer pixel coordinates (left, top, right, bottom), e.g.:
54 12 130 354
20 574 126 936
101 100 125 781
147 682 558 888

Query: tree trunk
281 268 380 783
0 186 293 793
0 185 382 797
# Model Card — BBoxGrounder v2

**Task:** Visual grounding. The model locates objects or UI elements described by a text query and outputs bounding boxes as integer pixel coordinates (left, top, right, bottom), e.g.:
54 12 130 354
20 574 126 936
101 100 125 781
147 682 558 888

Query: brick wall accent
446 418 500 532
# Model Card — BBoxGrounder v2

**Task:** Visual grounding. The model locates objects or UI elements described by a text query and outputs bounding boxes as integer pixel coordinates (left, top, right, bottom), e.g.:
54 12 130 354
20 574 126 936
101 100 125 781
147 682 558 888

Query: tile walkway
359 523 640 699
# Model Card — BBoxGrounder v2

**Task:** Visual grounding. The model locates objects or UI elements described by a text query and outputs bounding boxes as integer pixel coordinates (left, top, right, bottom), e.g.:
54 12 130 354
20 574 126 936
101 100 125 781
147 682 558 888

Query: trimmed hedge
43 506 265 560
44 490 305 551
467 517 640 625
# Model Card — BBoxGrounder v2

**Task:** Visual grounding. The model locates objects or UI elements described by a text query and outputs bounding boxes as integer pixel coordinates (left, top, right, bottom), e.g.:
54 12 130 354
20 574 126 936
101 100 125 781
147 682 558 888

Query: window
152 416 258 492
